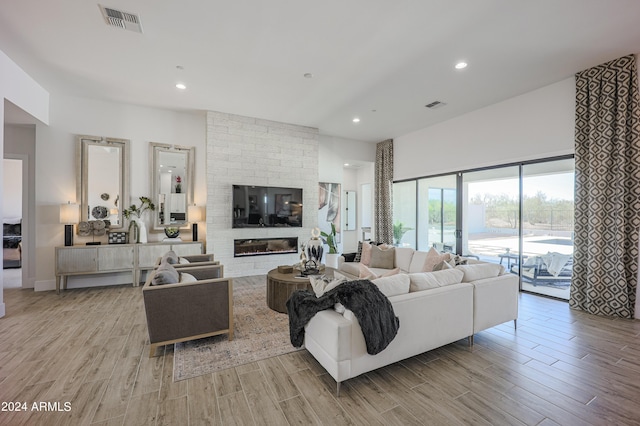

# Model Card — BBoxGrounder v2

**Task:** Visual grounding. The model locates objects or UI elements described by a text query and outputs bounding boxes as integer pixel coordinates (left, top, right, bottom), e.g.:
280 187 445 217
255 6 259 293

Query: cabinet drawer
137 244 172 268
98 246 134 271
56 248 97 274
171 242 202 256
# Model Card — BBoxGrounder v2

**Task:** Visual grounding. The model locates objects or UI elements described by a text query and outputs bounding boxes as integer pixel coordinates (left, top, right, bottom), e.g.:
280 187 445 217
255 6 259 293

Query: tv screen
232 185 303 228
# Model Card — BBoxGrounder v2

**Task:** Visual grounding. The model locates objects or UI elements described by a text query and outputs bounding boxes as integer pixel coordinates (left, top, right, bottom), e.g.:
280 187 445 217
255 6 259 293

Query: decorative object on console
175 175 182 193
59 202 79 246
305 227 324 264
164 227 181 240
108 231 128 244
187 204 204 242
124 196 155 244
78 220 107 245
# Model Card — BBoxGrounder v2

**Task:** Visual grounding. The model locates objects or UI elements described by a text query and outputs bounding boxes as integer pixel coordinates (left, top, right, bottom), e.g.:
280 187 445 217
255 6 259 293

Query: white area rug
173 275 300 381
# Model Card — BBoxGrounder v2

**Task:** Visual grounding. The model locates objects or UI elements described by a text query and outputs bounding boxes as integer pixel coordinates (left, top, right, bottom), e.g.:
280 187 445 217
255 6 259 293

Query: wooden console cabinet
55 241 203 294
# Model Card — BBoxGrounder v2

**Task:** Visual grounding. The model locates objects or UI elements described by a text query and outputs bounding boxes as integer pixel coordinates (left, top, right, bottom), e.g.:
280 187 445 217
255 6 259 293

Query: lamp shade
59 202 79 224
188 205 204 223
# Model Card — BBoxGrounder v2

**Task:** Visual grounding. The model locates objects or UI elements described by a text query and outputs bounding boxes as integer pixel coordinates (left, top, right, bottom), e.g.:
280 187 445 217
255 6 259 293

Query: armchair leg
514 319 517 329
468 335 474 346
336 381 341 397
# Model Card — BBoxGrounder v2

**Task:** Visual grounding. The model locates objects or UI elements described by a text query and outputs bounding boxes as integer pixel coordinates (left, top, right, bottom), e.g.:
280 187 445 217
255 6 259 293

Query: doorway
3 158 24 288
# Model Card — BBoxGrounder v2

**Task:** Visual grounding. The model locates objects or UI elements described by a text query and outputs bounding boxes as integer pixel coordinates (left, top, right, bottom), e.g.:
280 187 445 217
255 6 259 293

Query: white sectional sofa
303 246 519 395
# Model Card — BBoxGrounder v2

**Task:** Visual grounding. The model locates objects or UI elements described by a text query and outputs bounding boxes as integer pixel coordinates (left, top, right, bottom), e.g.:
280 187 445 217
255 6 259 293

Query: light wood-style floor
1 277 640 425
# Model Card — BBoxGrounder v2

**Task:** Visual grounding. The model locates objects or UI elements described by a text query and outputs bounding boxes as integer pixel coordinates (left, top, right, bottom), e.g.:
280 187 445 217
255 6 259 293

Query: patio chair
510 253 573 287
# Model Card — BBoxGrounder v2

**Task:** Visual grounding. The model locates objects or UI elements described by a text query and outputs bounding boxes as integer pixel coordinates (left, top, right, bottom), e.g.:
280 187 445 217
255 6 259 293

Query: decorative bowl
164 227 180 239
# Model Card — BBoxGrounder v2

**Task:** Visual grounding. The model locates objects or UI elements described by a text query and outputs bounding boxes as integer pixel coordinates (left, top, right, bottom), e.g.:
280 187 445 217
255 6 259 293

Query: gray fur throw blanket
286 280 400 355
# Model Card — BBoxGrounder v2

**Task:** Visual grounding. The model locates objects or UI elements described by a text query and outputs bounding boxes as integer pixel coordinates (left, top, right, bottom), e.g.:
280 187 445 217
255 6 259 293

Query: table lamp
188 205 204 242
59 202 79 246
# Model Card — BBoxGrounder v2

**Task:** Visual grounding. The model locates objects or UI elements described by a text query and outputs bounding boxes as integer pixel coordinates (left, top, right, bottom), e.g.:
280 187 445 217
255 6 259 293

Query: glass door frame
393 154 574 295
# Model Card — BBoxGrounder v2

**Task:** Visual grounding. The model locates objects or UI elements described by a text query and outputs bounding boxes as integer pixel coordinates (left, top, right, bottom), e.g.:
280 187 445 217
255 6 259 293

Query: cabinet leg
56 276 60 294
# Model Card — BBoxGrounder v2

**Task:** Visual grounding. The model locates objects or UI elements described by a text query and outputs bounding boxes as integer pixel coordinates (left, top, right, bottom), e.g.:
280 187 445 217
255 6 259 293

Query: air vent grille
99 5 143 33
425 101 447 109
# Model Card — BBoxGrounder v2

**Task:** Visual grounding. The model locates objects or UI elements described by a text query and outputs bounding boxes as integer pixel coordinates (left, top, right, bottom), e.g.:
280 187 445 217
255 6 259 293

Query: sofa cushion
180 272 197 283
369 245 395 269
161 250 179 265
152 261 180 285
408 250 429 273
360 242 373 266
408 269 464 292
354 241 363 262
432 260 454 271
359 264 400 279
422 248 452 272
394 247 415 272
371 274 410 297
310 275 347 297
340 262 361 277
456 263 505 282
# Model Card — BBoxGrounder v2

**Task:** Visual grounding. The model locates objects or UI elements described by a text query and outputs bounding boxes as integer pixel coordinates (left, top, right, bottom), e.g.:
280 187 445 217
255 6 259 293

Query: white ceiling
2 0 640 142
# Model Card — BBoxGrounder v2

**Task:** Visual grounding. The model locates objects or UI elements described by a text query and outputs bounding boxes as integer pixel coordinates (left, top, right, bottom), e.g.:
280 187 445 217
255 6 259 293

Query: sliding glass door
393 156 574 300
417 175 457 252
520 160 574 299
392 181 416 248
462 167 520 264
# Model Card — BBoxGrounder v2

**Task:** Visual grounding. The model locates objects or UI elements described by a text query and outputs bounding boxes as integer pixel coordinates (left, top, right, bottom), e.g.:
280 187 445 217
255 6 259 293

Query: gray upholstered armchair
142 263 233 357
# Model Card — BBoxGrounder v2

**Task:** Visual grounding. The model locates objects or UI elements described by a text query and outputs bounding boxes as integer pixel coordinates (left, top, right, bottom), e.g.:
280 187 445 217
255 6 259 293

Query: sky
468 173 575 201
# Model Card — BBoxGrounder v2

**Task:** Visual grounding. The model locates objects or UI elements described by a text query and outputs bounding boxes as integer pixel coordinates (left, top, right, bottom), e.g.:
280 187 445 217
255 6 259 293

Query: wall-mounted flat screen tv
232 185 303 228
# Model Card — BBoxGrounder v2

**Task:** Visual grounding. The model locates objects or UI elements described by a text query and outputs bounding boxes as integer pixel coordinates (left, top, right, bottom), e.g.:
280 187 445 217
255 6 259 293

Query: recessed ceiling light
352 118 360 123
455 62 468 70
344 163 350 166
304 73 313 78
176 83 186 90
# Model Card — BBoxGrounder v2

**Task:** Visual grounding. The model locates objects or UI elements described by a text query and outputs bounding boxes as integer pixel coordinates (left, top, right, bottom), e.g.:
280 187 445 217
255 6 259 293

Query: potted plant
175 176 182 193
321 223 340 268
124 196 156 243
393 221 413 246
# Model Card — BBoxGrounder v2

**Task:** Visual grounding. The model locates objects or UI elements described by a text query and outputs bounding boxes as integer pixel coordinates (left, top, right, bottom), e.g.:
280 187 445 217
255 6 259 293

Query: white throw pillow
456 263 505 282
371 274 410 297
179 257 191 264
309 275 346 297
180 272 197 283
408 269 464 292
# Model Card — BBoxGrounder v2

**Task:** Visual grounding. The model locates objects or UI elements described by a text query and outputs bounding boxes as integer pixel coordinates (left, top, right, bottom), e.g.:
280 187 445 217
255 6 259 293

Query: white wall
34 94 206 291
1 49 49 315
319 135 375 253
3 159 22 219
4 125 36 289
394 78 576 180
207 111 319 277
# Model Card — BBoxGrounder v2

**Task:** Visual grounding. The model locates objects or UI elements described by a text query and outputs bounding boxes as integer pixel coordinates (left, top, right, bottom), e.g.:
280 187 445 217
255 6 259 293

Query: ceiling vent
425 101 447 109
99 4 143 33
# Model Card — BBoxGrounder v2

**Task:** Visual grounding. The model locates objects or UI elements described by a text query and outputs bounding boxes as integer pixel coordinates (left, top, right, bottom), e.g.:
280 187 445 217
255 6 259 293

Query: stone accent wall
206 111 319 277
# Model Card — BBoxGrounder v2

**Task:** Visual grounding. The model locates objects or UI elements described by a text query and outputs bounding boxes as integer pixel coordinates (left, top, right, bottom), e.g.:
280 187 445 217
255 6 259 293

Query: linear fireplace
234 237 298 257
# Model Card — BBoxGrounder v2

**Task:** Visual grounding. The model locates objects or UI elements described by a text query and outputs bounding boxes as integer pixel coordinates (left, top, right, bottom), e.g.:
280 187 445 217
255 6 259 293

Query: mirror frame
149 142 195 230
76 135 130 230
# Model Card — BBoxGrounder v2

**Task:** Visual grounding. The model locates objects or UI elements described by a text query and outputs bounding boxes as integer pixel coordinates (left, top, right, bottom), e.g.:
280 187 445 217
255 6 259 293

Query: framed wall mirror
77 135 130 230
150 142 195 230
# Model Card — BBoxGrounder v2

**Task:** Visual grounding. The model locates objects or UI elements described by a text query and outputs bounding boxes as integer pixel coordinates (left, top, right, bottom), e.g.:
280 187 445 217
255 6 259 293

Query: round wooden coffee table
266 269 312 313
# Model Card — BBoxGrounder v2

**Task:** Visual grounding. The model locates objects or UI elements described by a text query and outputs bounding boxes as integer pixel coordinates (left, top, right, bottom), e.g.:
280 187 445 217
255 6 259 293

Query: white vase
132 217 148 243
325 253 339 269
305 237 324 265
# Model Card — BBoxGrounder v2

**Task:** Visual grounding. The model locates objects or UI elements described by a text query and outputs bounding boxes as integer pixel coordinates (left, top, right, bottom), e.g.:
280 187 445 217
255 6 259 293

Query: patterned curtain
375 139 394 244
570 54 640 319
